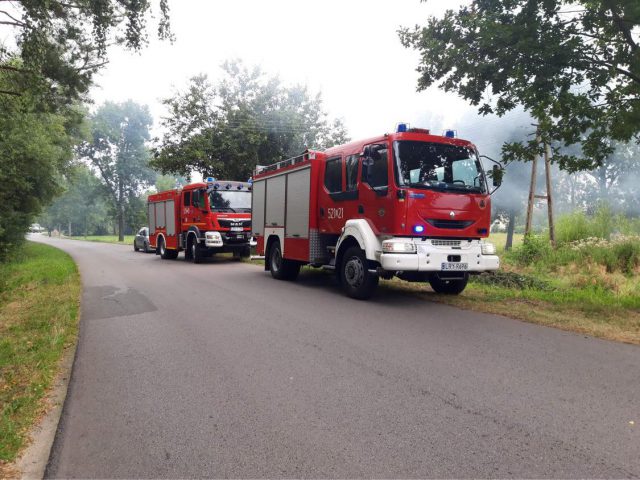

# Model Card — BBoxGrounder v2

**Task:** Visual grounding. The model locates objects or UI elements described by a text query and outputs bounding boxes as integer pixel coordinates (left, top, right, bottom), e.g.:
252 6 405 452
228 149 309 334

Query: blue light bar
397 123 408 133
444 129 457 138
413 225 425 234
206 177 216 183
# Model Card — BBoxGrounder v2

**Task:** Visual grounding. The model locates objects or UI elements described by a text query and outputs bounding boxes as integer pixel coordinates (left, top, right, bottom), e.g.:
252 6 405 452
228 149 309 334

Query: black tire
143 241 150 253
340 246 379 300
159 237 178 260
269 240 300 280
184 235 194 261
428 273 469 295
134 241 139 252
189 236 203 264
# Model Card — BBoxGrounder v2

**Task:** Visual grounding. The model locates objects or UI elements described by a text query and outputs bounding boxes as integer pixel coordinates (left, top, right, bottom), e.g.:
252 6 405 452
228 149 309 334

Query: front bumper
204 230 251 248
379 238 499 273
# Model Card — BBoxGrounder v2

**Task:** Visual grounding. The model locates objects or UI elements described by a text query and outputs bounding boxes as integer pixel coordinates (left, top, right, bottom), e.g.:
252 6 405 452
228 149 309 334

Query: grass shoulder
0 242 81 468
69 235 135 245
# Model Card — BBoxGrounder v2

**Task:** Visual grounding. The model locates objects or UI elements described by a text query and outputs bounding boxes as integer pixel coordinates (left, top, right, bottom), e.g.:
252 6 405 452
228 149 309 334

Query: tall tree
79 101 155 241
153 60 350 180
399 0 640 171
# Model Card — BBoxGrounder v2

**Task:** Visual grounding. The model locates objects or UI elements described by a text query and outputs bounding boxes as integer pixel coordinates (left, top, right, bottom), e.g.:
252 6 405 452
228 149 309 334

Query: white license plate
230 227 243 232
441 262 468 271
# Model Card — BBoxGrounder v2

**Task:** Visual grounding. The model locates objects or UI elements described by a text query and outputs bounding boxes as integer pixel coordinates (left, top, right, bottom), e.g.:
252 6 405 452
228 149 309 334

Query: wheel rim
160 241 165 255
191 240 196 259
344 256 364 288
271 245 281 272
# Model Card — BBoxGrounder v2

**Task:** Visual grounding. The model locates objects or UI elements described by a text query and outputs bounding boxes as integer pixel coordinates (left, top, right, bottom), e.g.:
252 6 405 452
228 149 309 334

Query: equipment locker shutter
251 180 266 236
165 200 175 235
265 175 286 228
156 201 166 228
148 203 156 233
285 168 310 238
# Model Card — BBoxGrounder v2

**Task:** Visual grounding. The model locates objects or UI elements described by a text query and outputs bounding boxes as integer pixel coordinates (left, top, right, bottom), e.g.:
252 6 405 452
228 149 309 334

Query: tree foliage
40 165 110 236
79 101 155 241
0 70 82 258
152 60 350 180
399 0 640 171
0 0 172 109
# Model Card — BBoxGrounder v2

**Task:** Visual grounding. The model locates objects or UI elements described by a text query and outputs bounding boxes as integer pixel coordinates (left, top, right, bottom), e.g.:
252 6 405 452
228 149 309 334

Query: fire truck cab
148 179 252 263
252 127 500 299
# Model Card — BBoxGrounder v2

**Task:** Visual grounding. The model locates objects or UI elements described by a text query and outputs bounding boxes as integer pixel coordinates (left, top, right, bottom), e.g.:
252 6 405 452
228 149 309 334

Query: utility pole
524 131 556 246
524 134 540 236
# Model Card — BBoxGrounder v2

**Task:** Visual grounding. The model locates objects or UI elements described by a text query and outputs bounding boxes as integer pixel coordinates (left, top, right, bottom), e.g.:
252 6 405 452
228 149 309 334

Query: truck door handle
320 208 325 217
358 205 364 214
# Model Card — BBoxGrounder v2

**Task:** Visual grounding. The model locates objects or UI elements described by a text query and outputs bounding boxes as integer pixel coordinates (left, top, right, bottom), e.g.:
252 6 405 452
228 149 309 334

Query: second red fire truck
148 179 252 263
252 125 501 299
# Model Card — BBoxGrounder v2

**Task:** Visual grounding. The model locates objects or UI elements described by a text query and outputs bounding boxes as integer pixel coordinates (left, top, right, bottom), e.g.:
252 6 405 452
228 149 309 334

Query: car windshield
208 190 252 213
393 141 486 193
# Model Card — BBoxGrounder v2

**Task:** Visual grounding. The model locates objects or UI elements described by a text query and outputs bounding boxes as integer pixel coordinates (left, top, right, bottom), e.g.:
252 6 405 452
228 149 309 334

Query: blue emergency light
413 225 425 234
396 123 409 133
444 129 457 138
206 177 216 183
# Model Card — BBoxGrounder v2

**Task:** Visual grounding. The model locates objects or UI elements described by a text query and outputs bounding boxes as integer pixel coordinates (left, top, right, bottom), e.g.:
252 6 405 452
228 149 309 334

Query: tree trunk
505 209 516 251
117 202 125 242
117 180 125 242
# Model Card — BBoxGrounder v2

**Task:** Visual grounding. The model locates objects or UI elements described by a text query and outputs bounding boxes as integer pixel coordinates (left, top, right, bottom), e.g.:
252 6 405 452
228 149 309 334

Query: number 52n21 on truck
251 126 501 299
147 179 253 263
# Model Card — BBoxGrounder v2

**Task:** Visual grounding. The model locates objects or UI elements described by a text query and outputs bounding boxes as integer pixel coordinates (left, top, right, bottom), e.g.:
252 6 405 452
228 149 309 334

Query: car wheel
134 241 139 252
340 246 378 300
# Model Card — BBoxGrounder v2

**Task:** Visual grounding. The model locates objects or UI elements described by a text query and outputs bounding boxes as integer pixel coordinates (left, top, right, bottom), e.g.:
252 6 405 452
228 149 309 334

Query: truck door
359 142 395 234
318 154 352 234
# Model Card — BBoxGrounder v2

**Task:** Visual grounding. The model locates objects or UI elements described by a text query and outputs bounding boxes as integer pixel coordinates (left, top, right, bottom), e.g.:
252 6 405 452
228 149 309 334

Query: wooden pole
544 142 556 247
524 134 540 236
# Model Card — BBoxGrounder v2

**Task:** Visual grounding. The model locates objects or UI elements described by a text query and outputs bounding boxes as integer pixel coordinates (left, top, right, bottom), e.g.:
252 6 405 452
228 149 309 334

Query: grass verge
69 235 135 245
0 242 80 469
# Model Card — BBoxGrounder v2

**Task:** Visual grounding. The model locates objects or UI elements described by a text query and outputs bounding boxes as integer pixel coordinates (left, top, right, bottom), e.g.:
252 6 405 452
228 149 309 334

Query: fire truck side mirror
491 164 503 187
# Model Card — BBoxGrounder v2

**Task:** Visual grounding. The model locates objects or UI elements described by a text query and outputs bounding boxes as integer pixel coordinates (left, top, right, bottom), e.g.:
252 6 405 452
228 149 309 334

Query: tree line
2 0 638 258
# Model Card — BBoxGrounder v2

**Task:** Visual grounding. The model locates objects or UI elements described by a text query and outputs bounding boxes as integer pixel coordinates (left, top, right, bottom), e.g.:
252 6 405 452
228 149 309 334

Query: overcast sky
91 0 478 140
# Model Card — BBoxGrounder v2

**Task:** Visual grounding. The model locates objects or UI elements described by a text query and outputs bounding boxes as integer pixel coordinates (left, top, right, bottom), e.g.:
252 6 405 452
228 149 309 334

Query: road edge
12 328 79 479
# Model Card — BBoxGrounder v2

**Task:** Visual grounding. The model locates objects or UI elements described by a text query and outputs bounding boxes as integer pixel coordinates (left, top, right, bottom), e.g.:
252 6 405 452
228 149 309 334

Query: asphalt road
35 236 639 478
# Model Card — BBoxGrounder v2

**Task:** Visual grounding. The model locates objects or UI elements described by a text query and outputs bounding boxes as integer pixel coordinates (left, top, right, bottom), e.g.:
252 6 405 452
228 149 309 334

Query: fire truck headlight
481 241 496 255
382 240 417 254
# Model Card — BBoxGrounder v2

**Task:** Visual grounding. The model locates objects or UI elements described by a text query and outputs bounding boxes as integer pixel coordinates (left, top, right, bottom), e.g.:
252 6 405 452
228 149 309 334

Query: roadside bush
510 234 552 266
555 205 639 245
567 235 640 274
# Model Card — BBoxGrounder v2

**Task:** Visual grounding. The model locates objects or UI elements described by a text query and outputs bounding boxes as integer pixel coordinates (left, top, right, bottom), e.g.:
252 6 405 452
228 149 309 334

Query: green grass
0 242 80 464
70 235 135 245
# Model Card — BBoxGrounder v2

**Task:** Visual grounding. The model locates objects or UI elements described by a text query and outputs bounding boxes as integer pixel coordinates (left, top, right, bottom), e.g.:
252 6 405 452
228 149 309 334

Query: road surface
35 236 640 478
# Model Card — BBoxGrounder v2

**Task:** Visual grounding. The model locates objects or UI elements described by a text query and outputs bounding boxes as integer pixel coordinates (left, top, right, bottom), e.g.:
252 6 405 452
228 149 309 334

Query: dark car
133 227 152 253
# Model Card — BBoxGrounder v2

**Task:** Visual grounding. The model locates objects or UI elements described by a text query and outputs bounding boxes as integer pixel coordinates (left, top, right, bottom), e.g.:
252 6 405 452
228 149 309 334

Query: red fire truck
252 126 501 299
148 178 252 263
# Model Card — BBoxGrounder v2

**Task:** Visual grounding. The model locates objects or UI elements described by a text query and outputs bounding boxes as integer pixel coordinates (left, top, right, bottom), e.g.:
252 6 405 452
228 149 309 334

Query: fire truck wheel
428 273 469 295
159 238 178 260
340 246 379 300
269 240 299 280
189 237 204 264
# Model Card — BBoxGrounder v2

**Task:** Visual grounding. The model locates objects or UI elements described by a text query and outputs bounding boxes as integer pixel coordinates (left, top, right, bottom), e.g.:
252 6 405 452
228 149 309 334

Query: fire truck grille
218 219 251 228
427 219 474 230
431 239 463 247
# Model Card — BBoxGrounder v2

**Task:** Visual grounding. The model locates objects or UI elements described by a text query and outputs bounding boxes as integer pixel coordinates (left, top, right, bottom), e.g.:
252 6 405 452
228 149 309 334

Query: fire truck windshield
393 141 487 194
209 190 252 213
